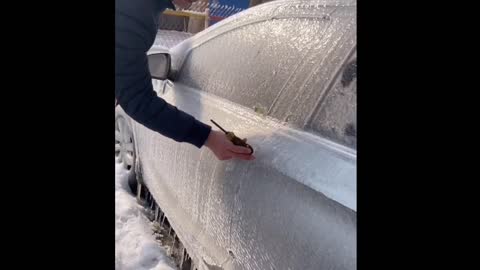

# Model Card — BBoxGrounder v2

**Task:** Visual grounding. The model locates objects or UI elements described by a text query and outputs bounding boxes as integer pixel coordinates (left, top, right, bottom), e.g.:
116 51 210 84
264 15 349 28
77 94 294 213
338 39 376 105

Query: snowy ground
115 161 177 270
116 30 191 270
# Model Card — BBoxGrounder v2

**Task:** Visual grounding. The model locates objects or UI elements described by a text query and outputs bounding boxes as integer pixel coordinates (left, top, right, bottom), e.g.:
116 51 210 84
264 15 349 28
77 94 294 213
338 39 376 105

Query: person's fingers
229 151 255 161
228 144 252 154
219 154 233 161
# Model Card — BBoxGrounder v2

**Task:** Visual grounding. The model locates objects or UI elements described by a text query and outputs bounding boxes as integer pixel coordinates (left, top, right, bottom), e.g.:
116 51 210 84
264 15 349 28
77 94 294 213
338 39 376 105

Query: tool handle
210 119 228 133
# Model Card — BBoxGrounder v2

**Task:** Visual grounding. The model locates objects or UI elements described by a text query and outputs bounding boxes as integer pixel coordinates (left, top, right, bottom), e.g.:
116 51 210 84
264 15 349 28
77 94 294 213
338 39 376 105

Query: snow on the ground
115 161 177 270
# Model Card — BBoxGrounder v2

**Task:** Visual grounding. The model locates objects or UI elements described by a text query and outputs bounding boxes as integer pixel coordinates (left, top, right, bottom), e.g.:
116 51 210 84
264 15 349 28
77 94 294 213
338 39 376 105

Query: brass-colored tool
210 120 254 155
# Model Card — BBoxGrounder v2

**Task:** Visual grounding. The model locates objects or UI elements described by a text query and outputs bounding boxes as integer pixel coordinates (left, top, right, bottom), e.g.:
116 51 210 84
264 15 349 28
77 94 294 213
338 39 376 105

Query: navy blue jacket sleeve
115 0 211 148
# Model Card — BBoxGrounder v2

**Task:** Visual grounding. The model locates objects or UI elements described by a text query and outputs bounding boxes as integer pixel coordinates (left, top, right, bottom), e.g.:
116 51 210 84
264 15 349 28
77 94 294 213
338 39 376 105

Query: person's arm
115 16 211 148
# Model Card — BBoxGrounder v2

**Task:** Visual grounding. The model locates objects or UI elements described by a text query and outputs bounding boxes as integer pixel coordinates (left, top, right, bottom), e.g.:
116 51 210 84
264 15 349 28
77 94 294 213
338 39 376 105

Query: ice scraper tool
210 120 254 155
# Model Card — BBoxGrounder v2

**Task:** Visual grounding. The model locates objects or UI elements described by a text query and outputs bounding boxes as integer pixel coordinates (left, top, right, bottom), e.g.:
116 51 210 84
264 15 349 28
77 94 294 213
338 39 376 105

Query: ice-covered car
115 0 356 269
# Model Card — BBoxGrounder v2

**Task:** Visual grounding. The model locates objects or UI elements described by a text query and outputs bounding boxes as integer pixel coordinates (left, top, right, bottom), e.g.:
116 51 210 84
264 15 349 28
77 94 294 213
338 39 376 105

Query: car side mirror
147 53 171 80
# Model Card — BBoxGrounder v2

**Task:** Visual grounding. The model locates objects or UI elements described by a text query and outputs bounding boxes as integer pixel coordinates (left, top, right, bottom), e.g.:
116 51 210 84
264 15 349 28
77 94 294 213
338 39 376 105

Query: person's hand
172 0 197 9
204 130 255 161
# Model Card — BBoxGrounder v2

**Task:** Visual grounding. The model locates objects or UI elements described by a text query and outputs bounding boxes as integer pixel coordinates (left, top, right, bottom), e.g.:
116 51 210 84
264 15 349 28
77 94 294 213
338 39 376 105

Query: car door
135 3 356 270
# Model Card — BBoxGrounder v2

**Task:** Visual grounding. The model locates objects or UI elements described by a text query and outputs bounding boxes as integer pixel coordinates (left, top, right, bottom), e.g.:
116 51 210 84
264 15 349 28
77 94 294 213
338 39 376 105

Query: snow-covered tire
115 106 137 195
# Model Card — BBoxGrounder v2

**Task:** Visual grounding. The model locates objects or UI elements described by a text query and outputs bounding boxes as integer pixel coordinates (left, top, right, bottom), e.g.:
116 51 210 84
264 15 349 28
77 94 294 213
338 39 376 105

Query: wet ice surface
140 1 356 269
115 161 178 270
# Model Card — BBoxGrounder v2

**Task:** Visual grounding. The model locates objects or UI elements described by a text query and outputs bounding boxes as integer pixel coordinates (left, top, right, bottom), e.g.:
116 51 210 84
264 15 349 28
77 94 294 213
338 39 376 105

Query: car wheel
115 108 137 195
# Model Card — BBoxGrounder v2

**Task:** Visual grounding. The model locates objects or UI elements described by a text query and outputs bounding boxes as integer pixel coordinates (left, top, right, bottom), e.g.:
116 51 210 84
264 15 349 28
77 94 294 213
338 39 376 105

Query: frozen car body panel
134 84 355 270
132 0 356 269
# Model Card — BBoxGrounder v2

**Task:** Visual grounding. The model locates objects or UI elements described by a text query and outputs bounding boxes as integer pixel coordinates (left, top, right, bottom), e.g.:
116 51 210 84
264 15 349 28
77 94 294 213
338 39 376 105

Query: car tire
115 106 138 195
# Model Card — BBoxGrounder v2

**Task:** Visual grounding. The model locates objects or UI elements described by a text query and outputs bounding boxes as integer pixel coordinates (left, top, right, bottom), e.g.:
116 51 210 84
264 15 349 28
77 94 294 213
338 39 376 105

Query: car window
176 17 334 112
265 7 356 129
177 7 356 150
309 51 357 149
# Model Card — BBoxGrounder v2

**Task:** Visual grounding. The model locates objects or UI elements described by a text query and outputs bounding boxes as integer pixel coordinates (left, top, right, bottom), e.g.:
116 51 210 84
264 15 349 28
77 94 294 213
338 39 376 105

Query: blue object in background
208 0 249 24
215 0 249 9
